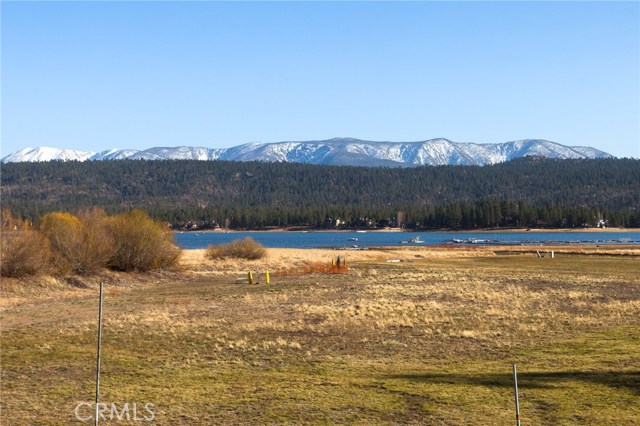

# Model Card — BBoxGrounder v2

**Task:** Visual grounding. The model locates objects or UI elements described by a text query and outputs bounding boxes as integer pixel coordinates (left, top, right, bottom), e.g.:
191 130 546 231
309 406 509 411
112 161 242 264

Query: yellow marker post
343 259 347 270
248 271 253 285
265 270 270 285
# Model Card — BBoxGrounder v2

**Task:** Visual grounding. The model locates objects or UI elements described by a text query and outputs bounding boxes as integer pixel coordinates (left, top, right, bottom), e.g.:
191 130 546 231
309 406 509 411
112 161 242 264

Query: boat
470 238 489 244
450 238 490 244
401 236 424 244
348 237 358 242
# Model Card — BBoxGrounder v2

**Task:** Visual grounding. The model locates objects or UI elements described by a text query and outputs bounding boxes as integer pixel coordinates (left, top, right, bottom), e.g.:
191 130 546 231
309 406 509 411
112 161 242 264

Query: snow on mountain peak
1 139 614 166
2 147 95 163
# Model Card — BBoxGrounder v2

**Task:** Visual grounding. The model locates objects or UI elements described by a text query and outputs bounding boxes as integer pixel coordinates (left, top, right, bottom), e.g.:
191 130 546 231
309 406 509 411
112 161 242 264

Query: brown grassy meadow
1 246 639 425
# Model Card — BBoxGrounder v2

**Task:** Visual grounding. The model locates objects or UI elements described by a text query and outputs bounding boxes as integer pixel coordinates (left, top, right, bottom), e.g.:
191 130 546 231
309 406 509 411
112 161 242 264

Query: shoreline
178 245 640 270
175 227 639 234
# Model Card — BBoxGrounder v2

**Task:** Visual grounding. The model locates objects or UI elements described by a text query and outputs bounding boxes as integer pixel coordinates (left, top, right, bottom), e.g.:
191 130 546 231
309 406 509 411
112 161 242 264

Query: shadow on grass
384 371 640 395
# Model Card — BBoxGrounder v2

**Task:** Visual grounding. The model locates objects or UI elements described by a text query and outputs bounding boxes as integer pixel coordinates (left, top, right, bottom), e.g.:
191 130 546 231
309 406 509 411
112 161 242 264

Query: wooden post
513 364 521 426
95 282 104 426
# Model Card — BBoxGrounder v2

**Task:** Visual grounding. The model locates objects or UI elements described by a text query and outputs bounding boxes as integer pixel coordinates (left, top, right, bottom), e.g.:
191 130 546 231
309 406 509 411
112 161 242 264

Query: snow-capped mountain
90 149 141 161
1 138 613 166
125 146 225 161
2 147 95 163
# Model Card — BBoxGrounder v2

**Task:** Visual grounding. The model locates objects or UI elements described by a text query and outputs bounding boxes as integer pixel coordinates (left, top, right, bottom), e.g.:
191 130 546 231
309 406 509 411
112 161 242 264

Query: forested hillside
2 158 639 229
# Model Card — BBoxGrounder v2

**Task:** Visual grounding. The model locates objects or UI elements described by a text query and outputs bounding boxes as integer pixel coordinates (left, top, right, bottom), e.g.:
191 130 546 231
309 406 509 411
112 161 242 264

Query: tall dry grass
275 261 348 276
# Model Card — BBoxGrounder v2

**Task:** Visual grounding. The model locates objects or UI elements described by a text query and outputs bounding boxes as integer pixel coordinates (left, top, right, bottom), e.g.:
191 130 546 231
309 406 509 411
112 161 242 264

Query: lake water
174 230 640 249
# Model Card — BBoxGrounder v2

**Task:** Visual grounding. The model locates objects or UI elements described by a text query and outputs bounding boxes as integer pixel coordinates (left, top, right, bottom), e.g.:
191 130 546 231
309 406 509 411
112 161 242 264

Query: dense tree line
1 157 639 229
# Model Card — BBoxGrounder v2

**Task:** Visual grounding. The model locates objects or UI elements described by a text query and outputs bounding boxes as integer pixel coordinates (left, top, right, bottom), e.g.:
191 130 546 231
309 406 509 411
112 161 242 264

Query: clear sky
1 1 639 158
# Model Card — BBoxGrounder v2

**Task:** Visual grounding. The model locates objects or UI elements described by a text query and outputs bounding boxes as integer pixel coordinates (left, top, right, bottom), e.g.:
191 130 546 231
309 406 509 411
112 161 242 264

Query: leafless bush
207 237 266 260
38 211 112 275
0 231 51 277
107 210 181 271
4 209 181 276
76 208 114 274
39 212 84 274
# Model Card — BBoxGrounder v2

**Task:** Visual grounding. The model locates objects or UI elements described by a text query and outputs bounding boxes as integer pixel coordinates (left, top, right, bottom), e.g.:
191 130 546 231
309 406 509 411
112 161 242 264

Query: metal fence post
513 364 521 426
95 282 104 426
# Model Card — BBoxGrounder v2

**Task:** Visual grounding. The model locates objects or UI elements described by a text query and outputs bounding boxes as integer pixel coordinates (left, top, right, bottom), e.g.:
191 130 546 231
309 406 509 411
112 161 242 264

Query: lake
173 230 640 250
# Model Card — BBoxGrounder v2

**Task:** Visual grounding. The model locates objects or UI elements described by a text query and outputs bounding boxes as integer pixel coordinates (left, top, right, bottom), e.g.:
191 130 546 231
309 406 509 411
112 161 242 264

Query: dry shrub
107 210 181 271
76 208 114 274
39 212 85 274
207 237 266 260
39 211 113 275
3 209 181 276
0 231 51 277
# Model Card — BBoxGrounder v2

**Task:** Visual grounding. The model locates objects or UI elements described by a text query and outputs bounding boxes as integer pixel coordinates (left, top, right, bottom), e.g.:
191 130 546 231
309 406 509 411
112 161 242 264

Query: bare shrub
4 209 181 276
107 210 181 271
207 237 266 260
0 231 51 277
76 208 114 274
38 211 112 275
39 212 85 274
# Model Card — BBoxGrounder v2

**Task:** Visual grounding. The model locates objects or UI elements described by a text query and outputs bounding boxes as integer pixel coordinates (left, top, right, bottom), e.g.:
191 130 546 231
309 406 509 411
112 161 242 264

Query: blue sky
2 1 639 158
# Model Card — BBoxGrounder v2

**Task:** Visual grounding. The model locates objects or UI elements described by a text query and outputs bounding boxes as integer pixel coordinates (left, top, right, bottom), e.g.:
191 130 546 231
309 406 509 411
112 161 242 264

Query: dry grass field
1 246 639 425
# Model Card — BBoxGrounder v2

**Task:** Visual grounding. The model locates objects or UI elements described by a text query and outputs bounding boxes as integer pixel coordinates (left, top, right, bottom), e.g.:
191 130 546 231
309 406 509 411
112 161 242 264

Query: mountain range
1 138 613 167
